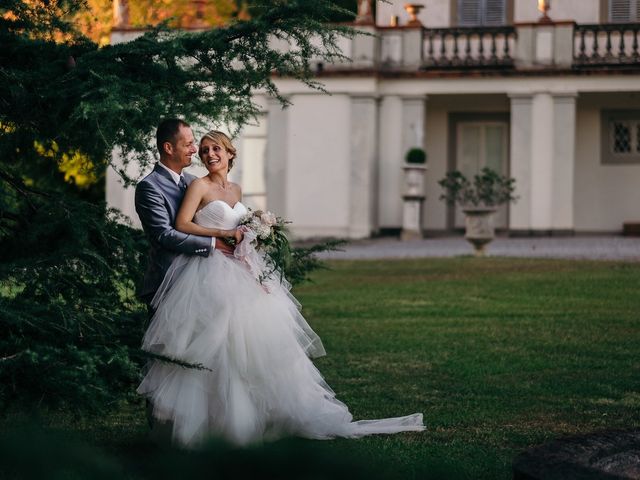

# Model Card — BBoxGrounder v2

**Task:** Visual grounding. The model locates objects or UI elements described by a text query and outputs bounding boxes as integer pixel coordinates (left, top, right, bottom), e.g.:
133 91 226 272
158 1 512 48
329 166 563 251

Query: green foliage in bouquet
237 209 345 286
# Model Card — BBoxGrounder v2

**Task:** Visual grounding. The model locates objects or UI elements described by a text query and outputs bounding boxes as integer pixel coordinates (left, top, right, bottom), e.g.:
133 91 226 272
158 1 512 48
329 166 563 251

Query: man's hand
233 228 244 244
215 239 235 256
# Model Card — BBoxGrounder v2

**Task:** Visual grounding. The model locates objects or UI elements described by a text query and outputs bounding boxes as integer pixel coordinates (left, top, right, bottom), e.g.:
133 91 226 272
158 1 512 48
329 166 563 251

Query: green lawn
4 257 640 479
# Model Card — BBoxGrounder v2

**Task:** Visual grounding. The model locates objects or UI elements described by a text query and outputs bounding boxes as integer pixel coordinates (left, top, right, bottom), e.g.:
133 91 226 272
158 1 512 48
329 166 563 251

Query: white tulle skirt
137 249 425 448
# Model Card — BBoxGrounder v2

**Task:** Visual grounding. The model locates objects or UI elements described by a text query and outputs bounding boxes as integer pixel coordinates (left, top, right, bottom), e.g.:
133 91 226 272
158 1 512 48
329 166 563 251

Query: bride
137 130 425 447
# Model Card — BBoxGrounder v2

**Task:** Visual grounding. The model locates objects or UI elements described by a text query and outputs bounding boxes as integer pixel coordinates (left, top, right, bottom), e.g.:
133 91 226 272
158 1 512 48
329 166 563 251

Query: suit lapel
152 164 183 215
153 163 177 185
183 171 198 186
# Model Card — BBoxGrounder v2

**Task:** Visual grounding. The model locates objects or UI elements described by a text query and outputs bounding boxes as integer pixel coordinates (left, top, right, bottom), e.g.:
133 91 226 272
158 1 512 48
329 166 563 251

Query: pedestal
401 195 425 240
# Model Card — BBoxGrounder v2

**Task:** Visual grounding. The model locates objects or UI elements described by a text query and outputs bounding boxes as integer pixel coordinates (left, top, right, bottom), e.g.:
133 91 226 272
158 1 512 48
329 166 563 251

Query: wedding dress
137 200 425 447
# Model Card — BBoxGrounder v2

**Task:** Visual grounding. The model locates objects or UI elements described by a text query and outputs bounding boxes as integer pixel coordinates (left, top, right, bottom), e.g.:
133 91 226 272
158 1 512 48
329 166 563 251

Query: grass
3 257 640 479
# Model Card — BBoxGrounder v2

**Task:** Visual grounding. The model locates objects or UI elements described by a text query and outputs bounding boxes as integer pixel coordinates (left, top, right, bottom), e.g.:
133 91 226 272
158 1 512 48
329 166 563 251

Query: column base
509 229 576 237
401 229 424 241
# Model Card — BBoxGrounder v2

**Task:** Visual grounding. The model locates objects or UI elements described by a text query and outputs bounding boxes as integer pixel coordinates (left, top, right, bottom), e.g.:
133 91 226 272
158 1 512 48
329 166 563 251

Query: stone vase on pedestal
401 164 427 240
462 206 497 256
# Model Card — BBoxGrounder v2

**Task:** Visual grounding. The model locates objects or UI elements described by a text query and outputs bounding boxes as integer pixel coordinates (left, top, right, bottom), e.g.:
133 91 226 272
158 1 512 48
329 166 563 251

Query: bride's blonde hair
200 130 237 172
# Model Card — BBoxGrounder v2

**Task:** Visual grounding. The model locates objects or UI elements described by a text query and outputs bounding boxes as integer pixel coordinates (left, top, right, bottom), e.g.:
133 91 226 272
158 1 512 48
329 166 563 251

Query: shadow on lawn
0 424 465 480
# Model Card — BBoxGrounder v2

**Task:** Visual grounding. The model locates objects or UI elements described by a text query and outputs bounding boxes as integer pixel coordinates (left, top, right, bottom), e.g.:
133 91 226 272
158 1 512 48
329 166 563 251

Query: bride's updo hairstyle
200 130 237 172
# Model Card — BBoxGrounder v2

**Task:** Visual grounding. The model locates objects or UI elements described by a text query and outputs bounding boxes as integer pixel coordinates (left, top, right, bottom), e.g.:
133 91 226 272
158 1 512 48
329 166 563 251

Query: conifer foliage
0 0 352 413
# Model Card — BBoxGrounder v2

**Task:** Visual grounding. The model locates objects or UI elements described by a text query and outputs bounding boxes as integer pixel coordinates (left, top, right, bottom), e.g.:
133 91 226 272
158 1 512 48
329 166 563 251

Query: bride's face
200 138 231 174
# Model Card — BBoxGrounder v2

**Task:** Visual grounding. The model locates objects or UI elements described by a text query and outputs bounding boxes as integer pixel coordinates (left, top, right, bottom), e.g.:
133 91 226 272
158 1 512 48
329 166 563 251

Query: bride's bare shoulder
189 177 209 189
230 182 242 195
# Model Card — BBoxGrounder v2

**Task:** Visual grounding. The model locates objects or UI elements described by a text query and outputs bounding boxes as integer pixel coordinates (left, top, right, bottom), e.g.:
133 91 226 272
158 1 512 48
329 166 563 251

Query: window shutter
458 0 482 26
458 0 506 26
484 0 506 25
609 0 633 22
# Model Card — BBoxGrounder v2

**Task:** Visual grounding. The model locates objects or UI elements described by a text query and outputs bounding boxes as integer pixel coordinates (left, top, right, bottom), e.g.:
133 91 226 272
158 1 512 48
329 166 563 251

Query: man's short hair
156 118 190 154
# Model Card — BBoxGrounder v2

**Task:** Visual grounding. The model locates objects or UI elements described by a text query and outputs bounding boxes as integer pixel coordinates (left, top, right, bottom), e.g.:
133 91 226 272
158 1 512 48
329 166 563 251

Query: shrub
438 167 517 207
405 148 427 164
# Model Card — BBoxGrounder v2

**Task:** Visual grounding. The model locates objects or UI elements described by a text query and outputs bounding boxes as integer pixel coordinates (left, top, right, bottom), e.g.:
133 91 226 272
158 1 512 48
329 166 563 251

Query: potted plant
401 148 428 240
438 167 517 255
403 147 427 196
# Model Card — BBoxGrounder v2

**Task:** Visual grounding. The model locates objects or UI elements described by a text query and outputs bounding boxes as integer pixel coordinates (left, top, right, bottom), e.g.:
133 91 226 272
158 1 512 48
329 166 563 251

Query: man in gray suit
135 118 233 309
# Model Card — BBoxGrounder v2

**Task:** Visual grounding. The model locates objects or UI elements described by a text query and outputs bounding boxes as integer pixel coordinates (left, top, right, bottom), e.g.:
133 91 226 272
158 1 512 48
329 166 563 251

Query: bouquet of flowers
234 208 292 283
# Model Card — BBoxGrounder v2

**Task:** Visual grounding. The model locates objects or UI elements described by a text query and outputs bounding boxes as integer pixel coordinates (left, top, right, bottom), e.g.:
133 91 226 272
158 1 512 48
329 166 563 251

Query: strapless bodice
193 200 247 230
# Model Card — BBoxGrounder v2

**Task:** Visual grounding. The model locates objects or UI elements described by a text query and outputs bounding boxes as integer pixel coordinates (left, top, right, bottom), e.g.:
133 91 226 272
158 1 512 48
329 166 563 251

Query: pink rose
260 212 277 226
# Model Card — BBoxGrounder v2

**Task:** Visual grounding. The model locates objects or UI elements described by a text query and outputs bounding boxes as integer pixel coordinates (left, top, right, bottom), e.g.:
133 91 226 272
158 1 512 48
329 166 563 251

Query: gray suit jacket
135 164 212 304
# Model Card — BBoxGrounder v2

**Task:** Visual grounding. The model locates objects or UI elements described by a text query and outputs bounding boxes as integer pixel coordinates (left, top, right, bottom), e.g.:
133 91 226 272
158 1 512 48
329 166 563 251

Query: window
609 0 640 22
457 0 506 26
601 110 640 164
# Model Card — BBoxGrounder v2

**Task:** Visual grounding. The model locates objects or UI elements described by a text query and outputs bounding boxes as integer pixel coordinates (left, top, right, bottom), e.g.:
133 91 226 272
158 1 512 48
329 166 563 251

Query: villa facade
107 0 640 238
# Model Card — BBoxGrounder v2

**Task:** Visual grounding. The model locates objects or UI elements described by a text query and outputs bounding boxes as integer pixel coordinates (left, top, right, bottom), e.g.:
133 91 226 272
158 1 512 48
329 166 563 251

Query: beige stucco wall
515 0 599 23
376 0 449 28
285 94 352 237
574 93 640 232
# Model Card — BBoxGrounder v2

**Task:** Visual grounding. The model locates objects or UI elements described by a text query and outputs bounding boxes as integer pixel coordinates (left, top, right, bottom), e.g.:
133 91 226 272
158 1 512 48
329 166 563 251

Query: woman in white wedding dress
137 130 425 448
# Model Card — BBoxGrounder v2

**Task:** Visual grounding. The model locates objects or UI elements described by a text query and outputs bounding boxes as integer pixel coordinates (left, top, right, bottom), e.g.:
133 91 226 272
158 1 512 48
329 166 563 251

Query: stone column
401 95 426 156
377 95 403 228
551 93 577 231
265 97 288 217
508 94 533 231
106 146 140 227
509 91 577 234
113 0 129 28
349 95 378 238
402 27 423 68
352 26 378 68
515 22 576 68
400 95 427 238
530 92 554 231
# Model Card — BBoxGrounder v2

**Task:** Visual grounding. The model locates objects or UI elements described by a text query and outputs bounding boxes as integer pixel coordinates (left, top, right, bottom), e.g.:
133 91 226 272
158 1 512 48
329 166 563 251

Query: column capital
551 92 579 102
350 93 380 102
400 95 428 103
508 93 534 103
508 92 533 98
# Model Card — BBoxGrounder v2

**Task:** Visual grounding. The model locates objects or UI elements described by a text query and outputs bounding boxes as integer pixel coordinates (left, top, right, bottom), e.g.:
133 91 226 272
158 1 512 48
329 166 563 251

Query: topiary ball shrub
405 148 427 164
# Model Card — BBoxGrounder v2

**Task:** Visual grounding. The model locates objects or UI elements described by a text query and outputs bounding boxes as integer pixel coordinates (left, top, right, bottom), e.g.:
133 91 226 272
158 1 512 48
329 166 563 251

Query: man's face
172 125 197 170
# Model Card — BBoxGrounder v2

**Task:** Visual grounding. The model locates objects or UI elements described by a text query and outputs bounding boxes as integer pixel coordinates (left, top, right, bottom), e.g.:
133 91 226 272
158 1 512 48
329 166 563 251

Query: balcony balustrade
573 23 640 67
422 26 517 69
362 21 640 72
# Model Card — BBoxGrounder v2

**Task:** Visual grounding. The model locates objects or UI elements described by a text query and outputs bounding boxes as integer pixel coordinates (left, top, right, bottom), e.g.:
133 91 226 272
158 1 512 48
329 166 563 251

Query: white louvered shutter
458 0 506 26
484 0 506 25
609 0 639 22
458 0 482 26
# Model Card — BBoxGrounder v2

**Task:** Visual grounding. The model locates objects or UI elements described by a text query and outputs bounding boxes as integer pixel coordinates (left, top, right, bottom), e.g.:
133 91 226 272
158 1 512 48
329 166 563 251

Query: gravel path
316 236 640 261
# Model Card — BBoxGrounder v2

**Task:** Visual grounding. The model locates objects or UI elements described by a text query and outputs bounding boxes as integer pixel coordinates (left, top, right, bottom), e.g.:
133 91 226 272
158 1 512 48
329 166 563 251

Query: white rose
250 218 261 230
257 225 271 239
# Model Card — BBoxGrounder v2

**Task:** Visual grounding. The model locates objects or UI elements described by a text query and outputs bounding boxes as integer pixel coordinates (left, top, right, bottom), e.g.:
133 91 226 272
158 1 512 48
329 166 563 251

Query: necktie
178 176 187 192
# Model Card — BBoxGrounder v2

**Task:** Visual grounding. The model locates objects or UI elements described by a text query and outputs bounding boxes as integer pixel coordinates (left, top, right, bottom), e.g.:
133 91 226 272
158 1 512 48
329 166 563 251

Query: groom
135 118 233 310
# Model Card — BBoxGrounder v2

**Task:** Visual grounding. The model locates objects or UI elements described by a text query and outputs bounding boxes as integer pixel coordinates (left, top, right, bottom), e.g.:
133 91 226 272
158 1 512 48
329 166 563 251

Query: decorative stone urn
404 3 425 26
404 163 427 196
461 205 497 256
401 164 427 241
